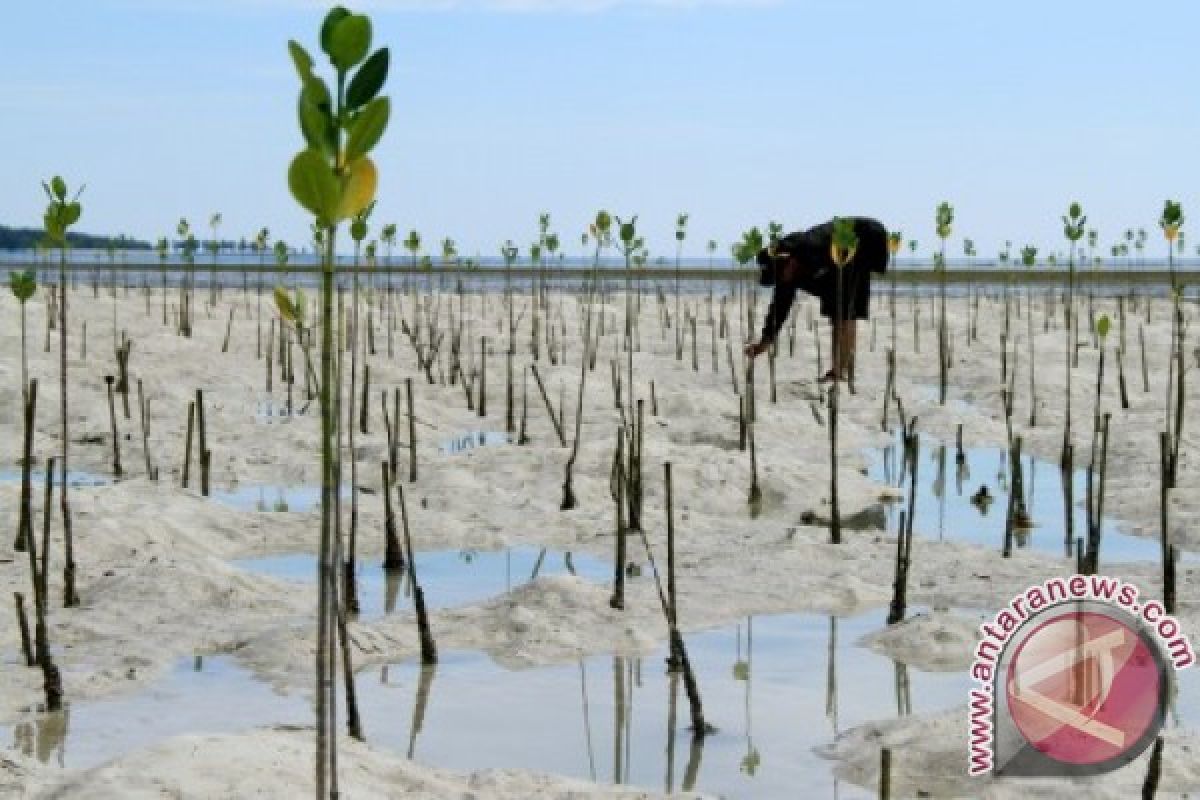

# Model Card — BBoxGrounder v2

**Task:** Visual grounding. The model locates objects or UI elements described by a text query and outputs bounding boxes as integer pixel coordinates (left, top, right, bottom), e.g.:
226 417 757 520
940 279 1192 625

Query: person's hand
744 340 768 359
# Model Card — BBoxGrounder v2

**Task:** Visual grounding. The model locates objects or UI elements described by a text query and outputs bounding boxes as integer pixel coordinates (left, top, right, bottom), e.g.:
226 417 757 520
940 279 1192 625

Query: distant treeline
0 224 151 252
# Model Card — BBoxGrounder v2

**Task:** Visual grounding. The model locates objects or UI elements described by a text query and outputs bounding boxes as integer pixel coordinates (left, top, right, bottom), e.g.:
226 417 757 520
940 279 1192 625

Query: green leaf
344 96 389 161
328 13 371 71
51 176 66 201
287 149 339 225
287 40 314 81
292 289 307 325
320 7 351 58
346 47 389 110
301 72 332 111
618 218 637 244
298 92 337 160
1096 315 1111 339
64 202 81 226
10 269 36 302
274 286 297 323
44 218 64 244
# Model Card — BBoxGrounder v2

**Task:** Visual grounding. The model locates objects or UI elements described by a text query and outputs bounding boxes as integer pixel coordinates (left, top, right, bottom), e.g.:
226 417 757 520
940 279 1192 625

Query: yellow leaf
830 243 857 268
274 286 296 323
337 157 378 221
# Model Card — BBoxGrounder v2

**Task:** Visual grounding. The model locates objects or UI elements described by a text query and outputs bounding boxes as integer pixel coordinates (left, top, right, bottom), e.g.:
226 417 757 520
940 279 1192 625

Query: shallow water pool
869 434 1195 565
6 606 1195 798
0 469 111 489
233 546 612 618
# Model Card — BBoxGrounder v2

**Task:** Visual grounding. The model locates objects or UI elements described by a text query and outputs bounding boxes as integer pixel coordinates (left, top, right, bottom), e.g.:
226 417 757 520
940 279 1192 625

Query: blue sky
2 0 1198 260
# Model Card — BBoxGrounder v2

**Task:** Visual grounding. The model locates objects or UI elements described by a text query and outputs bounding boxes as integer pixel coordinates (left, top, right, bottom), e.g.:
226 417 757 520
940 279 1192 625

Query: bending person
745 216 889 382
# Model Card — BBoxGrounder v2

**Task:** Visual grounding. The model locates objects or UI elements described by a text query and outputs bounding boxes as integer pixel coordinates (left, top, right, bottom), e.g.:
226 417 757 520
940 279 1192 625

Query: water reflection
253 394 308 423
871 433 1187 563
210 484 350 513
407 664 436 759
438 431 511 455
11 707 68 766
5 611 1196 798
0 469 110 489
4 656 307 770
233 547 610 619
355 610 971 799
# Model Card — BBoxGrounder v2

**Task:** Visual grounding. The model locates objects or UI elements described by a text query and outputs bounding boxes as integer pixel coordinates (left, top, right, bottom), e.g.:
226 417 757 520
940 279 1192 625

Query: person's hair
758 246 800 287
756 247 777 286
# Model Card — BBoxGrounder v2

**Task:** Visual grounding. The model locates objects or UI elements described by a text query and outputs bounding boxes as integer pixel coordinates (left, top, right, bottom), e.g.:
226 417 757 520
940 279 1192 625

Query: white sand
816 705 1200 798
1 279 1197 797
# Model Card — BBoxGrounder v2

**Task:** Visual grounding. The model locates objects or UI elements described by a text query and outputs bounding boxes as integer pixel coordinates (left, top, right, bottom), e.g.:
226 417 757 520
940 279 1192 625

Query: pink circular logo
1006 610 1163 767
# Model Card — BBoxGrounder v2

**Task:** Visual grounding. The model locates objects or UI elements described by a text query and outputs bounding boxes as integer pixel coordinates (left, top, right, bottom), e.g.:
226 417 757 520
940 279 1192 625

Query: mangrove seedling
675 212 688 361
1061 202 1087 467
934 201 953 405
827 217 858 545
42 175 84 607
177 218 199 336
282 7 390 795
208 211 222 305
561 211 609 510
9 269 36 403
887 231 902 349
156 236 170 323
404 229 420 271
380 222 397 269
1021 245 1038 425
615 215 639 411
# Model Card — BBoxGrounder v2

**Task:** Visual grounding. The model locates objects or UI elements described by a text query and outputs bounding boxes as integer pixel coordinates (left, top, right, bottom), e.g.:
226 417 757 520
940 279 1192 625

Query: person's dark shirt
758 217 886 343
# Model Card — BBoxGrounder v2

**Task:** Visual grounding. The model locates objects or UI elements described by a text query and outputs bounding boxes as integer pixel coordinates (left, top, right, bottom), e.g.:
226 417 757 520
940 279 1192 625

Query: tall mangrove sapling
279 9 389 795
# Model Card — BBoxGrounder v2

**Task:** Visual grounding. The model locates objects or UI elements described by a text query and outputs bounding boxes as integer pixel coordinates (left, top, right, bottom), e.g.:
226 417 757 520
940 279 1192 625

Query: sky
2 0 1199 260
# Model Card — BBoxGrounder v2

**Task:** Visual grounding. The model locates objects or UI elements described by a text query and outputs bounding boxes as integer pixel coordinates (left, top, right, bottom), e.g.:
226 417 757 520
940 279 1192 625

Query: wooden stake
478 336 487 417
195 389 209 497
14 593 34 667
382 463 404 571
182 401 195 489
406 378 417 483
104 376 122 477
610 428 626 611
531 364 567 447
398 483 437 664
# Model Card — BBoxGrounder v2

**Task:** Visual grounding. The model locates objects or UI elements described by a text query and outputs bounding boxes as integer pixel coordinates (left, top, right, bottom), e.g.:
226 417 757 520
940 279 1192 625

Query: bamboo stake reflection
826 616 839 733
14 705 68 765
530 548 547 581
406 663 436 759
681 721 705 792
580 661 597 782
384 570 401 615
625 658 635 783
893 661 912 717
612 655 624 784
665 671 679 793
737 617 759 777
933 446 946 541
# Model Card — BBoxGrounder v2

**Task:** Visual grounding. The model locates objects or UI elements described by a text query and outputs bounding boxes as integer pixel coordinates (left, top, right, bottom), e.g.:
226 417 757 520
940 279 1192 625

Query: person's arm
746 284 795 357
